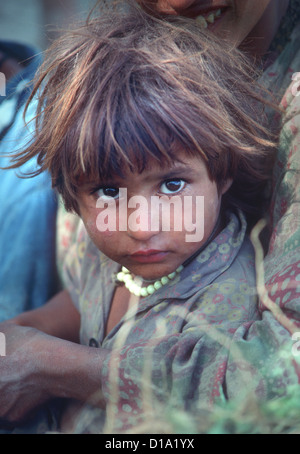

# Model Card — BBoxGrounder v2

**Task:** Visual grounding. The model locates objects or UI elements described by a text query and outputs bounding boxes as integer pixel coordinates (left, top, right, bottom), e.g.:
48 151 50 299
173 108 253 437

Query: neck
240 0 290 59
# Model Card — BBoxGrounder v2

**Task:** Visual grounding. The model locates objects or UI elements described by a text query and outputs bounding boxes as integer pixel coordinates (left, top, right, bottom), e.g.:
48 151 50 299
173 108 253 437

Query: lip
188 5 227 17
130 250 169 263
158 3 229 29
159 2 229 18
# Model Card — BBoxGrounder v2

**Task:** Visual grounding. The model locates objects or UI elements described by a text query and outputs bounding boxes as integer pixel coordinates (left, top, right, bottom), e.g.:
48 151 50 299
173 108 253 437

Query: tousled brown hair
8 1 278 224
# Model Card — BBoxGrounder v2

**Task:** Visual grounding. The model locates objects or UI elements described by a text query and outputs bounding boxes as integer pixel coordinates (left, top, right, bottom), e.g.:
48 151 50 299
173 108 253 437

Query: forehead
81 152 207 186
127 153 207 179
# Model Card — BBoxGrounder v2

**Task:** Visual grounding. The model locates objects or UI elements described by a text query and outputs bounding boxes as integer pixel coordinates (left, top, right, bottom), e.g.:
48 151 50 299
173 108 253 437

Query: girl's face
139 0 289 56
77 154 231 281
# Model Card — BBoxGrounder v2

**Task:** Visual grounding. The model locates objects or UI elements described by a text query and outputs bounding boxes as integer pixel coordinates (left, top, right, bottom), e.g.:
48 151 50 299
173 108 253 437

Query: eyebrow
142 165 199 182
83 163 199 190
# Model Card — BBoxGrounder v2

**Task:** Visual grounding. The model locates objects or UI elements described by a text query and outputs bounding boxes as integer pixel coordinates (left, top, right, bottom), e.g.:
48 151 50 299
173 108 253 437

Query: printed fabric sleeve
61 219 87 311
262 80 300 322
98 304 300 433
225 80 300 424
97 279 262 433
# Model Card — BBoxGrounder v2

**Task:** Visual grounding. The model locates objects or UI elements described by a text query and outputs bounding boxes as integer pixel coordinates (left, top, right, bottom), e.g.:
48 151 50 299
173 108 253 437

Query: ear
220 178 233 195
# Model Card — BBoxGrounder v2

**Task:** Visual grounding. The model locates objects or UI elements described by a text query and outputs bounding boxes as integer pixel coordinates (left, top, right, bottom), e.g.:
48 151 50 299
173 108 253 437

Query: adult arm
12 289 81 343
0 290 108 423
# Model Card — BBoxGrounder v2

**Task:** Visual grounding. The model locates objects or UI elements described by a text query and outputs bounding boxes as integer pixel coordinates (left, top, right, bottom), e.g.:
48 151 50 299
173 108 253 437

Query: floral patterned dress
56 7 300 433
63 210 266 431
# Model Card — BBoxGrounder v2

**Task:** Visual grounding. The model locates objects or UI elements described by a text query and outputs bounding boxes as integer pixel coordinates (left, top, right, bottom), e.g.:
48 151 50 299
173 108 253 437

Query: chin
134 264 181 283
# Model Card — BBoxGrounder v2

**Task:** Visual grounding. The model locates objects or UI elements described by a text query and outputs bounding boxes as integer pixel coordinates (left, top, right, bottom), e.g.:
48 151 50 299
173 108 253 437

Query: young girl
2 3 295 434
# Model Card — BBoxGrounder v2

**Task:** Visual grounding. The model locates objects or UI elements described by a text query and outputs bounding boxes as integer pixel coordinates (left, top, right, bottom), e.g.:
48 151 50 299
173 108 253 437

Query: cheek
79 204 115 251
84 216 98 238
174 187 221 248
220 0 271 45
85 216 118 245
235 0 271 35
203 190 222 235
82 206 129 263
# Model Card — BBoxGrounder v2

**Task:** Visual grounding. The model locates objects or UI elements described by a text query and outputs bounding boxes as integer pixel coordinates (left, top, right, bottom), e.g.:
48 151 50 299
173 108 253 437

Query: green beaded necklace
116 265 184 297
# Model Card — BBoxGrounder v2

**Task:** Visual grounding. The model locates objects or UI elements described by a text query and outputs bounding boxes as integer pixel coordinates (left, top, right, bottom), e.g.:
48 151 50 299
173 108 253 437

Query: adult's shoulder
259 23 300 102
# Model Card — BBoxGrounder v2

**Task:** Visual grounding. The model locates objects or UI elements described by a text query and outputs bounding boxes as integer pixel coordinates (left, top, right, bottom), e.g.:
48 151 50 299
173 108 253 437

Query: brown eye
96 187 119 199
160 179 185 195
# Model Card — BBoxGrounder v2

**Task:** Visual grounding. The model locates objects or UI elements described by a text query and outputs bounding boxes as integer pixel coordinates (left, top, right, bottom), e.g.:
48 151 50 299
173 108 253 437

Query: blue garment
0 42 58 320
0 41 41 139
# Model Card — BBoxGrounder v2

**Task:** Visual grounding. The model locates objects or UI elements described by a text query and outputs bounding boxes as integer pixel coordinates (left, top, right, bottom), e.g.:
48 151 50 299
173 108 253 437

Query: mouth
158 4 228 30
130 249 169 264
194 7 227 29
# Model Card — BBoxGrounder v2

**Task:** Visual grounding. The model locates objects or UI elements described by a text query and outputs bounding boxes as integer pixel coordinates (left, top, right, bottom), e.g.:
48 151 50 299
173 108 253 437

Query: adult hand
0 319 107 425
0 322 57 423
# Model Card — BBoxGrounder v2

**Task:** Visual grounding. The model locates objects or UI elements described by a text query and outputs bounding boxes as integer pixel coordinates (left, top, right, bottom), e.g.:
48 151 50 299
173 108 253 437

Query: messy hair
9 1 277 224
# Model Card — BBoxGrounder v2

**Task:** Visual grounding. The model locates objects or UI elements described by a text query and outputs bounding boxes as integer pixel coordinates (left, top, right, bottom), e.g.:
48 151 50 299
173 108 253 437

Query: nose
127 226 159 242
126 197 160 242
